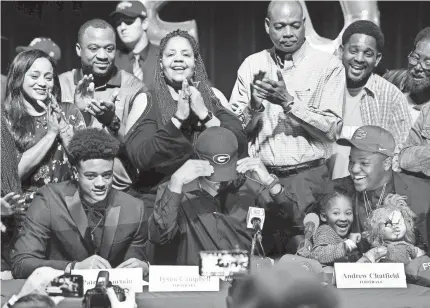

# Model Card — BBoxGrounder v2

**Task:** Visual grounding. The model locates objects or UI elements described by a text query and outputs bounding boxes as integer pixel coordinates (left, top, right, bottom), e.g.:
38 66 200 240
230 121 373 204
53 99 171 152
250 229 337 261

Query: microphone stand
250 228 265 258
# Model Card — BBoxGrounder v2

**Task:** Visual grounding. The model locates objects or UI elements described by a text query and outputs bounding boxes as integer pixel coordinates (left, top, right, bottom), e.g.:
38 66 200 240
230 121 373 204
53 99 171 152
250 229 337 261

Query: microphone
297 213 320 254
303 213 320 240
246 207 265 231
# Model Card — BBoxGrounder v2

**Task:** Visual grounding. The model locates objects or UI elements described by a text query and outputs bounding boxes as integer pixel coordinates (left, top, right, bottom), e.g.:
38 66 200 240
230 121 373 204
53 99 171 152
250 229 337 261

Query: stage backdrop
1 1 429 97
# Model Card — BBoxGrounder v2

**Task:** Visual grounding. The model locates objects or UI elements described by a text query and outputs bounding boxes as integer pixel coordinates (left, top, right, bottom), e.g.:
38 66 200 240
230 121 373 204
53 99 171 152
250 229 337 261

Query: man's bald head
267 1 303 20
265 1 306 54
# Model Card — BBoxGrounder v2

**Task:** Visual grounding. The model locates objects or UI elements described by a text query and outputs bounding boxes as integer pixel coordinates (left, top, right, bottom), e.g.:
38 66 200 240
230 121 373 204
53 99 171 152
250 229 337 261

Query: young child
310 190 361 266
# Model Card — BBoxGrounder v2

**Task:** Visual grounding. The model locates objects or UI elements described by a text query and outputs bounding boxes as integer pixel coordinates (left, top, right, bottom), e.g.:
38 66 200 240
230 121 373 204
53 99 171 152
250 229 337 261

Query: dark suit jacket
10 181 147 279
332 172 430 252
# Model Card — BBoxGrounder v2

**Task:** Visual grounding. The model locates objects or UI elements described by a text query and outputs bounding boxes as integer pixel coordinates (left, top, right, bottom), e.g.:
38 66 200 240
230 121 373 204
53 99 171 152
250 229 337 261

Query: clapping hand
74 74 95 111
189 86 208 120
84 91 118 126
253 70 294 108
1 192 24 217
175 80 191 121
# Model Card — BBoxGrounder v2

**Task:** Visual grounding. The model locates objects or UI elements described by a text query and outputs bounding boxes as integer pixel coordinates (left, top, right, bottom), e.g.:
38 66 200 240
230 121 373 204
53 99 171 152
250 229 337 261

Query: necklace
363 183 387 218
90 216 104 243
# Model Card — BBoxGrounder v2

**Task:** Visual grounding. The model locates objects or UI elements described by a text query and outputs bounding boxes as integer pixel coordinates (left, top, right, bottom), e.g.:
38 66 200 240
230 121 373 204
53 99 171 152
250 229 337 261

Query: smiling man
10 128 149 279
332 20 412 179
59 18 148 191
333 125 429 253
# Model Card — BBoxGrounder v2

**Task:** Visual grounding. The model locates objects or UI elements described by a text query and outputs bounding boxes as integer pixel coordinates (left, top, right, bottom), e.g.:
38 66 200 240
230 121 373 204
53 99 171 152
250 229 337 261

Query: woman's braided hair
153 29 219 125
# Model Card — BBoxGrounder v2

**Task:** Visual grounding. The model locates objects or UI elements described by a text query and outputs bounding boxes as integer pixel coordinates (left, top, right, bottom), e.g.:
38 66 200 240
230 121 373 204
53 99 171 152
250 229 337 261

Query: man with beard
59 19 147 191
384 27 430 124
332 20 412 179
228 0 345 255
10 128 149 279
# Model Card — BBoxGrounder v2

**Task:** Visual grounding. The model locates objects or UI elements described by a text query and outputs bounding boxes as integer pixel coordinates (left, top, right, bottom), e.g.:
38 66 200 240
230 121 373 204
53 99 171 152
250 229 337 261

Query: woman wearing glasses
124 30 247 195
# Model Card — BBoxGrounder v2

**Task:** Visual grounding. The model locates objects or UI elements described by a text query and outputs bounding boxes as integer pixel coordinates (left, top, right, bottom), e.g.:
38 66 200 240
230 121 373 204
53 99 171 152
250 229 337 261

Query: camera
46 274 84 298
82 271 126 308
199 249 250 277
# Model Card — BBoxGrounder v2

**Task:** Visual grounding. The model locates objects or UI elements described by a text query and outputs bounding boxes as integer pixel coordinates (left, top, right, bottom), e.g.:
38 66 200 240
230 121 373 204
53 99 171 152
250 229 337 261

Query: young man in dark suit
11 128 149 279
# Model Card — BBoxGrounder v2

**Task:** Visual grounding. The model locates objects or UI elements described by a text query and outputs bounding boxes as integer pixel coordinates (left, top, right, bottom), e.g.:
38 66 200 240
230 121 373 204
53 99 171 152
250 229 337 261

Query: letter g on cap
213 154 230 164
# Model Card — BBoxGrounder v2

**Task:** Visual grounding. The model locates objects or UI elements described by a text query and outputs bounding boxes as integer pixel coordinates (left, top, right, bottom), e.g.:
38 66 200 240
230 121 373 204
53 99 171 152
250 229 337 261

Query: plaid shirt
399 102 430 176
357 73 412 146
229 41 345 166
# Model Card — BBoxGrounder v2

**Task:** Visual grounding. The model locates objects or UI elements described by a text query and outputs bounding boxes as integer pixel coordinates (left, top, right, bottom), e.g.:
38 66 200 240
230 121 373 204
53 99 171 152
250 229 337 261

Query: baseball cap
194 127 239 182
336 125 395 157
110 1 147 19
16 37 61 63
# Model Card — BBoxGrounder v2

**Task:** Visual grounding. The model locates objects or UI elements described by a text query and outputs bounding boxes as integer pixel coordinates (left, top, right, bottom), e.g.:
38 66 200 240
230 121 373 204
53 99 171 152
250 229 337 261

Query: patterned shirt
353 73 412 146
7 102 86 197
229 41 345 166
399 102 430 176
310 224 350 266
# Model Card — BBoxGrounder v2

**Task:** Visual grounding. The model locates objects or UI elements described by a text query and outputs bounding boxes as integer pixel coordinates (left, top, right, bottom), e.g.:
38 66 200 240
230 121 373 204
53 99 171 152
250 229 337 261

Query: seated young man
149 126 300 265
10 128 149 279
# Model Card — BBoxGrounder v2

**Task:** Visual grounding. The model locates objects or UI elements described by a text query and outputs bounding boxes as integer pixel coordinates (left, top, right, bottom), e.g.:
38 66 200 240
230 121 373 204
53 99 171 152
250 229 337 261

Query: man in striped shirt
332 20 412 179
229 0 345 255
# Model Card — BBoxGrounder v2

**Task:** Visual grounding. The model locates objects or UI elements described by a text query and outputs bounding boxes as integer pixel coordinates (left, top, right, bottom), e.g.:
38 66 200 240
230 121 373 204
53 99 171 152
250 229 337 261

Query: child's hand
348 233 362 244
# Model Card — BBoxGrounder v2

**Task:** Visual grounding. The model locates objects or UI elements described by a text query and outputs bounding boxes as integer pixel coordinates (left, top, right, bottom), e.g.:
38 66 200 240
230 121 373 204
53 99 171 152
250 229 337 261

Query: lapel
393 173 411 201
65 189 88 240
99 190 121 259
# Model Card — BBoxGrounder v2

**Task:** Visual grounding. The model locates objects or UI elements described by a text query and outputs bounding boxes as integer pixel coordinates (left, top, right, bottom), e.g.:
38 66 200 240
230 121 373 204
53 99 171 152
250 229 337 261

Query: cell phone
95 271 109 288
199 250 250 277
46 274 84 298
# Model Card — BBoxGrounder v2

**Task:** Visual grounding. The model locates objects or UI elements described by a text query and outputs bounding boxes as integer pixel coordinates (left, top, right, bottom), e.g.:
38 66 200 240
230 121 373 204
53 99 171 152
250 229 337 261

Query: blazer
10 181 147 279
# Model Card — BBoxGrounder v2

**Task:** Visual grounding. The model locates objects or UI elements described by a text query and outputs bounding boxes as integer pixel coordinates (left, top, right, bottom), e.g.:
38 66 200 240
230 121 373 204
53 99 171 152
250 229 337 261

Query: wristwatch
200 111 213 125
106 115 121 136
266 174 280 190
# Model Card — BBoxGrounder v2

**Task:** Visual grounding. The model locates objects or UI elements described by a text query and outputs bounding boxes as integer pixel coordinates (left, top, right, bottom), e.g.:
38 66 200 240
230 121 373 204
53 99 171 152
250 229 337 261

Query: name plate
71 268 146 294
334 263 407 288
149 266 219 292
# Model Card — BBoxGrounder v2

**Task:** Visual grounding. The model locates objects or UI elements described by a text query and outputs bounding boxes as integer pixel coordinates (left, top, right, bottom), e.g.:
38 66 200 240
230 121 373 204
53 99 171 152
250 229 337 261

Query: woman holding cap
124 29 246 195
3 50 85 203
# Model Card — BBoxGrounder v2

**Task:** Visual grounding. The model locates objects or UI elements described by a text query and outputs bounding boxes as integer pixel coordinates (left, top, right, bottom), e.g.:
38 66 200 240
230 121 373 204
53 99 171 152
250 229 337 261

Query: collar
127 42 153 61
73 66 122 87
271 40 309 68
360 73 378 97
364 174 395 201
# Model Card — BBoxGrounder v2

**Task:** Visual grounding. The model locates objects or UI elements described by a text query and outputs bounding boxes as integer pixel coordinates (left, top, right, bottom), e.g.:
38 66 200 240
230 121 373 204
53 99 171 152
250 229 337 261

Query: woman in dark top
124 30 247 195
3 50 85 200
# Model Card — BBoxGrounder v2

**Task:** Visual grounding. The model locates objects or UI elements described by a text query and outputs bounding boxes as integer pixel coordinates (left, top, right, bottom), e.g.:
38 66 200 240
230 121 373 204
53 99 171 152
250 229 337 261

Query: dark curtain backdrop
1 1 430 97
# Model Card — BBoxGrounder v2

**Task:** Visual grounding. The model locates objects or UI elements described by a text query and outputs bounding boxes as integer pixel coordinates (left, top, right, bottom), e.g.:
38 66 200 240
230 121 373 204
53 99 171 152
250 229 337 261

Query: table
2 279 430 308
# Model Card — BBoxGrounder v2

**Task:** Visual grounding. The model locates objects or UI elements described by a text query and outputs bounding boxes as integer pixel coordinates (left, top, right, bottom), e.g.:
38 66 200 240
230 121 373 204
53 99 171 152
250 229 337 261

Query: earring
160 71 164 78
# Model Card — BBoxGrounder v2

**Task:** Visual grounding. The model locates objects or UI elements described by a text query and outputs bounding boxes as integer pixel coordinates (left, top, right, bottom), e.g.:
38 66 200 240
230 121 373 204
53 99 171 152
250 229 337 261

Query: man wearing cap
308 125 430 253
112 1 159 87
59 18 147 191
16 37 62 65
148 127 301 265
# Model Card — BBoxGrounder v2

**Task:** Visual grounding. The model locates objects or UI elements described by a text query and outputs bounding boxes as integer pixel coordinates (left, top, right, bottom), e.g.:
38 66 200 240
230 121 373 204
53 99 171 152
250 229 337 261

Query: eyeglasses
408 52 430 70
114 17 137 27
